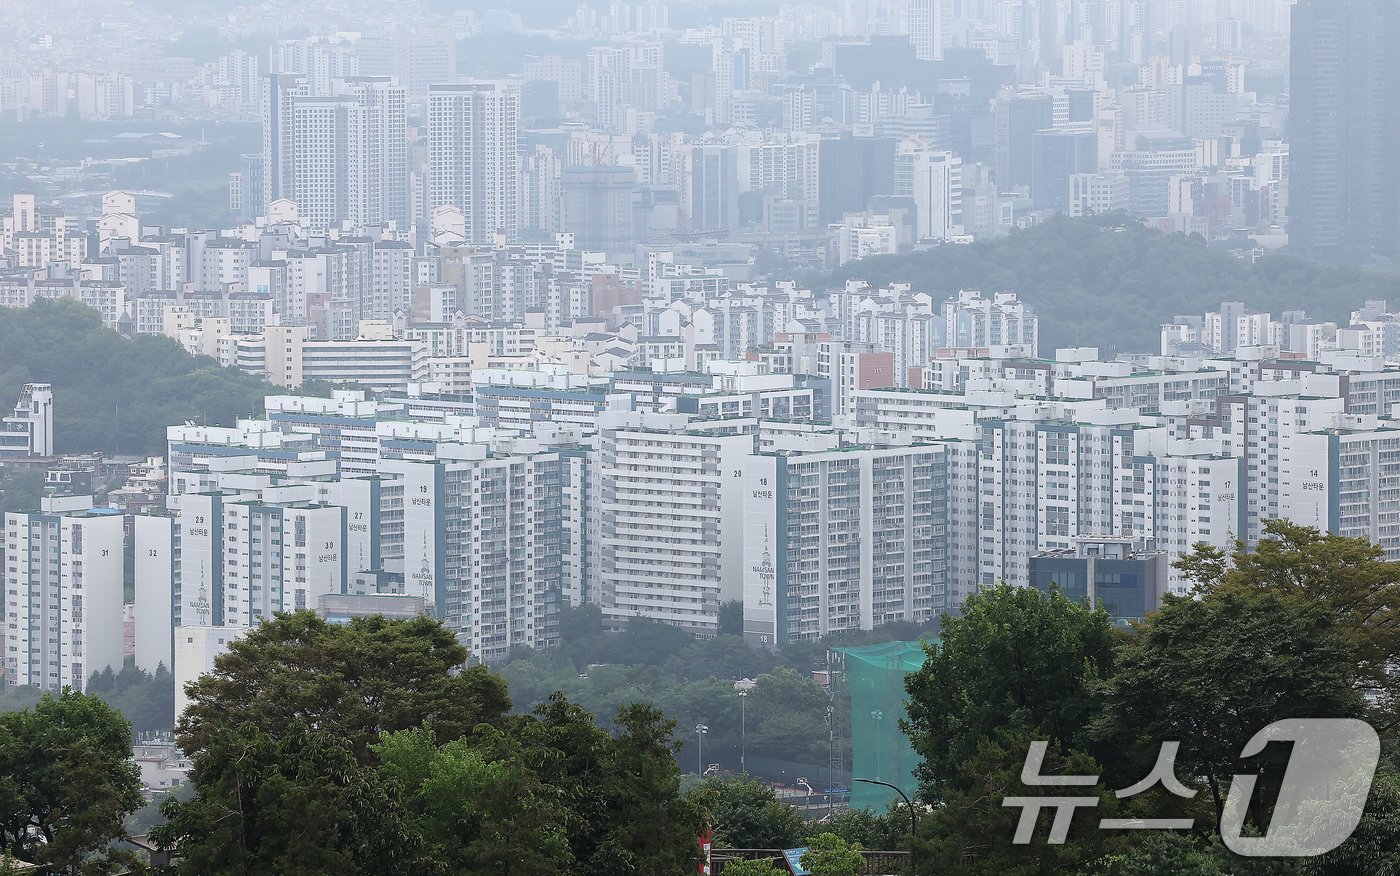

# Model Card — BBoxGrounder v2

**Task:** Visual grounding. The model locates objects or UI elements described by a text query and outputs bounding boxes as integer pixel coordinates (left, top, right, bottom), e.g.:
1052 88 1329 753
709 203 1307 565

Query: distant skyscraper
343 76 409 228
1031 128 1097 212
685 143 740 233
429 81 521 243
261 73 308 207
996 91 1055 192
818 136 896 225
906 0 944 60
562 165 636 256
259 74 406 228
1290 0 1400 263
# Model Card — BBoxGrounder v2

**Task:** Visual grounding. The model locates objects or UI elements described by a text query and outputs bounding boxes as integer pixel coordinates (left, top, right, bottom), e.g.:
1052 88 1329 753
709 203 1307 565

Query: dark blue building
1029 537 1168 624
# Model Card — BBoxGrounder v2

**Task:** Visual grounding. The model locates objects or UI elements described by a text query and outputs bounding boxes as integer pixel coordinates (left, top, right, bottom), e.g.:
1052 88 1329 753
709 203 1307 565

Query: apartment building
3 496 125 692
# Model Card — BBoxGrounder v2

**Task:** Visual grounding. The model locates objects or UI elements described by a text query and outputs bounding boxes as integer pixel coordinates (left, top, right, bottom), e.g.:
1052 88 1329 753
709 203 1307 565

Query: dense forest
833 215 1400 354
0 299 285 456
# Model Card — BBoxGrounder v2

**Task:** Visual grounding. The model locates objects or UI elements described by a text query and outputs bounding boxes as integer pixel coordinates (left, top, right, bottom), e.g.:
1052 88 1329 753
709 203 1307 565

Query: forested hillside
834 215 1400 354
0 299 277 455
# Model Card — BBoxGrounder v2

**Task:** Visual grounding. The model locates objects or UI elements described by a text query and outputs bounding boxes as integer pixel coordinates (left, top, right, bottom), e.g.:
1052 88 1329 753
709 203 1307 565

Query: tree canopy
0 298 290 455
902 525 1400 874
689 775 807 850
0 690 145 873
834 214 1400 353
154 612 704 875
903 583 1117 803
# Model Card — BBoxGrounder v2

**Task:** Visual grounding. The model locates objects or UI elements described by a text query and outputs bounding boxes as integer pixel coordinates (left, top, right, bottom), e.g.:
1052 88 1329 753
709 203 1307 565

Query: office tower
1031 128 1097 212
819 136 896 224
3 497 125 692
906 0 944 60
685 143 740 233
1290 0 1400 263
742 443 949 644
562 165 636 257
261 73 308 209
996 91 1054 191
910 149 963 241
429 82 521 244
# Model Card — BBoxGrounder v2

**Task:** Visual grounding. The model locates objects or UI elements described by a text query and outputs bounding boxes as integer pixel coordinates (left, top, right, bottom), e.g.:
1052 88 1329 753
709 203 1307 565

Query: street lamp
738 690 748 774
852 778 917 839
695 723 709 776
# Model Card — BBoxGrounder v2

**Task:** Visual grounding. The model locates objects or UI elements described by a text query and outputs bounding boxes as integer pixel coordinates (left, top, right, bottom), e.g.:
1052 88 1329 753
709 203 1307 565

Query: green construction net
837 641 931 812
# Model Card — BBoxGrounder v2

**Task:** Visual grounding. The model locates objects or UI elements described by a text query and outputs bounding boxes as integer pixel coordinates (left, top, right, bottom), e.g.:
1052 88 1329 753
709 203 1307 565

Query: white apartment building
742 442 948 644
382 441 566 662
1 383 54 458
300 338 429 391
165 489 347 630
1280 416 1400 561
943 290 1039 355
597 413 754 635
428 81 521 243
4 497 125 692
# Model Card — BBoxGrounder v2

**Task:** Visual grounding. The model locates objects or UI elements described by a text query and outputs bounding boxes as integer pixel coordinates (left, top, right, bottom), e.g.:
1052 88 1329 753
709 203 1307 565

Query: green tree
587 703 704 874
800 833 865 876
746 667 830 764
601 615 697 666
904 584 1116 804
0 468 43 516
0 298 284 455
817 806 908 851
514 694 706 875
833 215 1400 353
1176 520 1400 731
159 613 512 872
0 690 145 873
176 612 510 761
690 776 806 850
1092 589 1365 833
909 728 1125 875
0 685 43 715
1303 769 1400 876
377 727 571 875
718 600 744 637
88 660 175 734
1086 833 1227 876
154 722 416 875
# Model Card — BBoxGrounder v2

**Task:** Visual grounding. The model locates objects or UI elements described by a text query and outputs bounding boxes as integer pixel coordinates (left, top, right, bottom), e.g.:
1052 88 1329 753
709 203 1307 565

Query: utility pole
738 690 748 774
695 723 708 776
